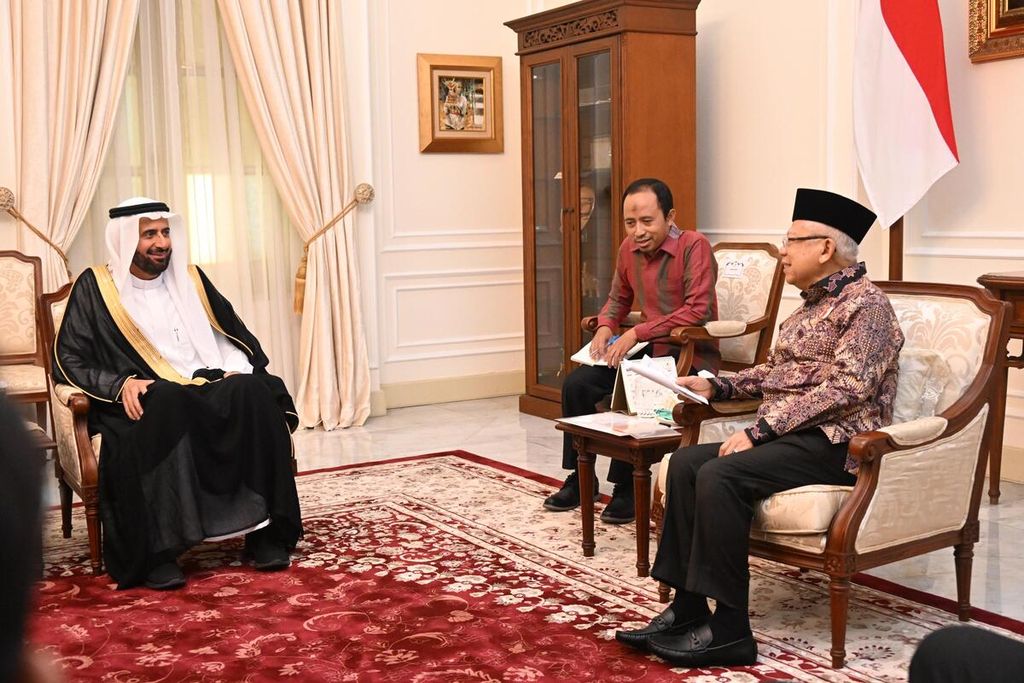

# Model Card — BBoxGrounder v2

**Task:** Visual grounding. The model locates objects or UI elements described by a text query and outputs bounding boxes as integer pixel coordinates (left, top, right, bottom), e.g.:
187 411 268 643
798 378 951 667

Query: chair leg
651 497 670 602
57 477 73 539
36 401 48 432
84 497 103 574
954 542 974 621
828 574 850 669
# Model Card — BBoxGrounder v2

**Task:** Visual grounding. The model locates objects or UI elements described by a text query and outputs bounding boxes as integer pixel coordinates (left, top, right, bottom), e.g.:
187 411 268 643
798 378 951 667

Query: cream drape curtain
217 1 370 430
71 0 303 391
4 0 138 290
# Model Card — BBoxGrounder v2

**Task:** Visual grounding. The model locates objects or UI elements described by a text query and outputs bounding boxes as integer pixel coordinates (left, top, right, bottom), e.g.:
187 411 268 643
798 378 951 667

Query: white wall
347 0 541 410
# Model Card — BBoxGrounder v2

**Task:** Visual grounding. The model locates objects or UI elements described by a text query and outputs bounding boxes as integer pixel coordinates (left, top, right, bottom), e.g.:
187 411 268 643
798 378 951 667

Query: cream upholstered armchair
0 250 50 426
651 281 1010 669
42 284 300 575
670 242 783 374
40 284 104 572
581 242 784 376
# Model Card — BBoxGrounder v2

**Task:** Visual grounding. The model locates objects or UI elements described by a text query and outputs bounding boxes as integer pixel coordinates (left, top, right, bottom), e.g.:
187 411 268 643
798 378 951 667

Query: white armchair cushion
705 320 747 337
0 364 46 394
892 348 951 424
753 484 853 534
880 416 948 446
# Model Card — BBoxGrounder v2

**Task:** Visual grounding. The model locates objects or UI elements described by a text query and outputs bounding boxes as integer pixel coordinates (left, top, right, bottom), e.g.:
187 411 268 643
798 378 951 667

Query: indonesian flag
853 0 959 230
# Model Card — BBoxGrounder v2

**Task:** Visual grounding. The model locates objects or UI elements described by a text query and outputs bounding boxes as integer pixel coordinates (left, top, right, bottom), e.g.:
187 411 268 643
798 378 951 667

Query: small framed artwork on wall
970 0 1024 62
417 54 503 153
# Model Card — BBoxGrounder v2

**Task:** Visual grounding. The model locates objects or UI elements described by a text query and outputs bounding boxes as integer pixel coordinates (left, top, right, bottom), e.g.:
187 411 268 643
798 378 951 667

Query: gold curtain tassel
0 186 72 280
293 183 375 315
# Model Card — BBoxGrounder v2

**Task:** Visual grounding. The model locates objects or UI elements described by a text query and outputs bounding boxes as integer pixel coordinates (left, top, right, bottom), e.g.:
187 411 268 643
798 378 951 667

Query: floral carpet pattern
31 452 1024 682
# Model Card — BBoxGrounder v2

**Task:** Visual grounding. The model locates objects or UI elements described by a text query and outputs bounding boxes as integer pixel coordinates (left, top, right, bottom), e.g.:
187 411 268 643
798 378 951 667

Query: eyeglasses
780 235 829 249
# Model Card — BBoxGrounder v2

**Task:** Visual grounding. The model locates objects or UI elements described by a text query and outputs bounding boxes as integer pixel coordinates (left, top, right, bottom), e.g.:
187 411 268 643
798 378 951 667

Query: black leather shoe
543 471 600 512
246 530 291 571
144 562 186 590
600 483 635 524
615 605 708 650
648 623 758 667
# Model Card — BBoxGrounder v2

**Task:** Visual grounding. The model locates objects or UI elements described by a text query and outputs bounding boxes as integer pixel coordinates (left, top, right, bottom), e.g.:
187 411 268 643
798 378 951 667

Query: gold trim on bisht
187 265 254 357
294 182 375 315
91 266 207 386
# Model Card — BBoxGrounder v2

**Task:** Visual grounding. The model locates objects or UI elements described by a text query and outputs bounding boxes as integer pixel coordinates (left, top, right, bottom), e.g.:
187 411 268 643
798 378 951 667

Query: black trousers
560 364 632 483
909 626 1024 683
651 429 856 609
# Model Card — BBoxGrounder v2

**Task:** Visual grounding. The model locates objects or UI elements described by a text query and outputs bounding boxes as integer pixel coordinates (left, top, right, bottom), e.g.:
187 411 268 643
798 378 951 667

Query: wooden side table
977 272 1024 504
554 421 682 577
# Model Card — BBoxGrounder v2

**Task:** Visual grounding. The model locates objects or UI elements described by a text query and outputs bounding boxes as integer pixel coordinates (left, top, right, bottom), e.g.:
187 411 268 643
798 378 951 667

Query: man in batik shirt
616 188 904 668
545 177 719 524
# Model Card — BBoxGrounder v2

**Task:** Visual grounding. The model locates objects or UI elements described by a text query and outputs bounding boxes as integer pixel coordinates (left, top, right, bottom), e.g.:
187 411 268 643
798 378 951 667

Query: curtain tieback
294 183 375 314
0 187 72 280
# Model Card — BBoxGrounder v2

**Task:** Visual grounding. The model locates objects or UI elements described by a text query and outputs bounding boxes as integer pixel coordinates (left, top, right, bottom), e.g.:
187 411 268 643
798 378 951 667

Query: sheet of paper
556 412 681 440
619 355 679 417
570 339 648 367
621 357 710 405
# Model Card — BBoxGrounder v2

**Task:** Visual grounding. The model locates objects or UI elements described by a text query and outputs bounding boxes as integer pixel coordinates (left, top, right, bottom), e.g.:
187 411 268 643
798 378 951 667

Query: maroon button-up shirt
709 263 904 473
596 226 720 372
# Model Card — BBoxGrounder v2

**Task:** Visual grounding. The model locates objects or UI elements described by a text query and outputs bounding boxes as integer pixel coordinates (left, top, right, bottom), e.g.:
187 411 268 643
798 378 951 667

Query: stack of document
570 339 649 367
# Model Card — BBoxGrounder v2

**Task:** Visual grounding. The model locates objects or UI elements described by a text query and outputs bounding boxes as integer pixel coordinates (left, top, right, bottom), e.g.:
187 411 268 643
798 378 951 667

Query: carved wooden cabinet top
505 0 699 55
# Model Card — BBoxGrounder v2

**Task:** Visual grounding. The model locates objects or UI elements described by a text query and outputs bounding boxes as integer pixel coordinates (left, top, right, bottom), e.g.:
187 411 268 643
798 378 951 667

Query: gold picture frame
417 54 503 153
970 0 1024 62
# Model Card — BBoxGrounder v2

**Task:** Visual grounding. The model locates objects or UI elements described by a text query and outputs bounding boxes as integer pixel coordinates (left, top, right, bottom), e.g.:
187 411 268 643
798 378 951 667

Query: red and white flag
853 0 959 230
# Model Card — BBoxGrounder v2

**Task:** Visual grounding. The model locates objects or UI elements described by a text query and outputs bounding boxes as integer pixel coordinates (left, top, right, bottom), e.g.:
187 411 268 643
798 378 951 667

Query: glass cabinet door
575 50 613 333
530 61 564 390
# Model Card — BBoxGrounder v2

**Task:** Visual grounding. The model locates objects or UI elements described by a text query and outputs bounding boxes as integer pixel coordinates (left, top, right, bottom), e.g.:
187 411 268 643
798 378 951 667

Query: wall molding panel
383 267 524 364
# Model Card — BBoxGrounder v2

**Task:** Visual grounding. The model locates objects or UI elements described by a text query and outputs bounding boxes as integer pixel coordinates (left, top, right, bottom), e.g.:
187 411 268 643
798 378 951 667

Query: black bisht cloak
53 265 302 588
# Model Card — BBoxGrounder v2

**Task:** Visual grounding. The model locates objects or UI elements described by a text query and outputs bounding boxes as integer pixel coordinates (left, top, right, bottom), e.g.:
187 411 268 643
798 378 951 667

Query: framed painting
970 0 1024 62
417 54 503 153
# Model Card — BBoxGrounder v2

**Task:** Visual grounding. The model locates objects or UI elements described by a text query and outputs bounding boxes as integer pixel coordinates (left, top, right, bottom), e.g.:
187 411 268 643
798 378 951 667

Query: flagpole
888 217 903 281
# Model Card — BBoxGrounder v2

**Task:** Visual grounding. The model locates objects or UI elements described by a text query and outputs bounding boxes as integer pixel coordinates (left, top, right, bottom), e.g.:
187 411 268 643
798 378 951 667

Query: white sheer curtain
218 0 371 430
2 0 138 291
70 0 302 390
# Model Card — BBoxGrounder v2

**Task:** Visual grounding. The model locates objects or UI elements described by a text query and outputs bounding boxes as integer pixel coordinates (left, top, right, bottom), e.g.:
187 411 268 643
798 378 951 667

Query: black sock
670 590 711 623
707 602 751 643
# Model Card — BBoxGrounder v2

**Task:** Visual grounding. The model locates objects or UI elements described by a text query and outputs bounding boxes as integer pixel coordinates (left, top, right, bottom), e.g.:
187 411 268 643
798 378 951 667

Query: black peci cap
792 189 876 244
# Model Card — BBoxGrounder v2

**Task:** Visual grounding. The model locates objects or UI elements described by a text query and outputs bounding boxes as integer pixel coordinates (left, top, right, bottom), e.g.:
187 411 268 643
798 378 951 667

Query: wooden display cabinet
506 0 700 418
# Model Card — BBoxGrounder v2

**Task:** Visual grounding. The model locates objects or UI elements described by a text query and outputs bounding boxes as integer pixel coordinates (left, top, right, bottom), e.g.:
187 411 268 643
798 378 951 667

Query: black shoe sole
253 557 290 571
600 512 636 525
649 635 758 667
144 576 186 590
543 492 601 512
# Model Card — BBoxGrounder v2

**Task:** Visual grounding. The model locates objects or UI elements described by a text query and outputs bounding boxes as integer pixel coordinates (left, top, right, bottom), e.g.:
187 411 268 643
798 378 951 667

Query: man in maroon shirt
544 178 719 523
615 189 903 669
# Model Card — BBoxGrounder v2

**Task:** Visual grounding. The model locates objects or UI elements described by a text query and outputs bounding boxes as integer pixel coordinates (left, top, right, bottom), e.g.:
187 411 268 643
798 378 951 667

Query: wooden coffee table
554 420 683 577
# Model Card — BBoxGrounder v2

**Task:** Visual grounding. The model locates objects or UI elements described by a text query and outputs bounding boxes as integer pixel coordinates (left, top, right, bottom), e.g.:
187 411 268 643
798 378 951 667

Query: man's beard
132 248 171 276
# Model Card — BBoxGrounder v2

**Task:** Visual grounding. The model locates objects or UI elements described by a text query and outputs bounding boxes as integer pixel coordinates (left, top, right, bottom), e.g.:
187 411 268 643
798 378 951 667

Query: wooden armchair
0 250 50 426
42 284 300 575
652 281 1011 668
581 242 784 375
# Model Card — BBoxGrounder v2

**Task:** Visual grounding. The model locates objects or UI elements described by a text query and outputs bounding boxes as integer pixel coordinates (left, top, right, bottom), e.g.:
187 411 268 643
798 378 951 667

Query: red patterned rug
29 451 1024 682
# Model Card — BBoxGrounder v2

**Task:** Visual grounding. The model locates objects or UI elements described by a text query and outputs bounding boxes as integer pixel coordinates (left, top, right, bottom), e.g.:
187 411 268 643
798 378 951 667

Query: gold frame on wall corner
969 0 1024 63
417 53 504 153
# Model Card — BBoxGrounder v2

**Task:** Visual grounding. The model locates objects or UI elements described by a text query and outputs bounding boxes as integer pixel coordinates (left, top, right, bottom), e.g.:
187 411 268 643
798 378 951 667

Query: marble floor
292 395 1024 623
